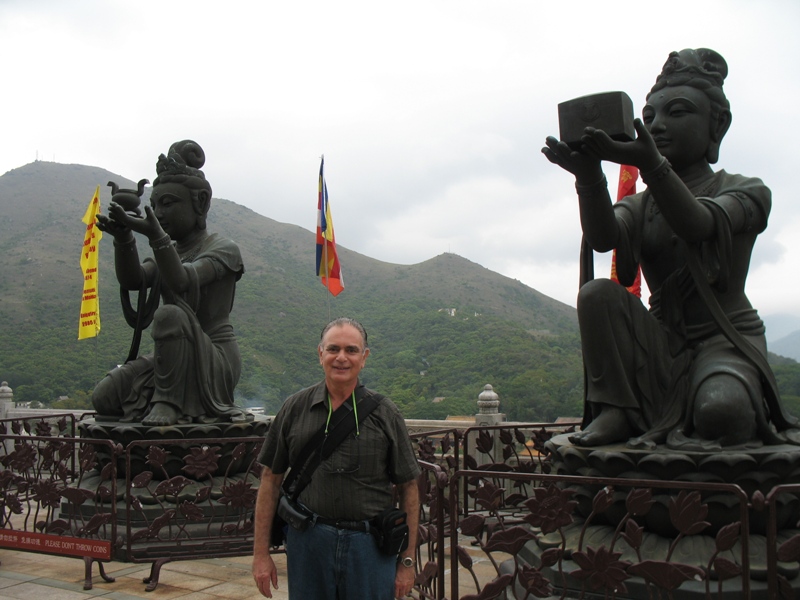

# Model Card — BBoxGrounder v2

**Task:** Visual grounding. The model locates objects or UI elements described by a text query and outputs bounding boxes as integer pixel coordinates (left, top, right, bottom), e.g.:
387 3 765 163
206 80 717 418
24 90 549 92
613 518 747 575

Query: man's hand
394 479 420 598
252 553 279 598
394 559 414 598
252 468 283 597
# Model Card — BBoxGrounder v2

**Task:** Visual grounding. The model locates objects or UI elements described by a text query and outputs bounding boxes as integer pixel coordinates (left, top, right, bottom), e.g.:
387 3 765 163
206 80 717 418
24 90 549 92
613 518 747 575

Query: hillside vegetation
3 161 798 421
0 161 582 421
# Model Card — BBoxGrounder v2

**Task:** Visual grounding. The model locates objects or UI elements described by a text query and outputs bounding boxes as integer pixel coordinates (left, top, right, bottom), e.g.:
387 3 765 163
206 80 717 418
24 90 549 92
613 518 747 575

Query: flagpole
322 156 330 293
323 205 332 319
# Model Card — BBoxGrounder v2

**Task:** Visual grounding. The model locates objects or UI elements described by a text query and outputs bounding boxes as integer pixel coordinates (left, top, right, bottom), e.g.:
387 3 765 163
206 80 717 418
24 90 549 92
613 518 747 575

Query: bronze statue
92 140 247 426
543 49 800 450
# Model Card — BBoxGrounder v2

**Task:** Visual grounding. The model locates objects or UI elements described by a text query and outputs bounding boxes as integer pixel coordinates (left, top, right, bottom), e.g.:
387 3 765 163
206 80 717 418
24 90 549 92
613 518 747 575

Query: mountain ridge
0 160 582 420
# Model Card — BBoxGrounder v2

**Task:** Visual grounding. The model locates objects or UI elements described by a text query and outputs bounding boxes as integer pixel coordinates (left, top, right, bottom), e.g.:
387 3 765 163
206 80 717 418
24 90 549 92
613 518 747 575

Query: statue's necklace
179 244 202 263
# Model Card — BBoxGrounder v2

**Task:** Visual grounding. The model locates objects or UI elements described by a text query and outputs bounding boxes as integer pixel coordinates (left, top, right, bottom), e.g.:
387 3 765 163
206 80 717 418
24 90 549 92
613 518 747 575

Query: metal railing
2 413 799 597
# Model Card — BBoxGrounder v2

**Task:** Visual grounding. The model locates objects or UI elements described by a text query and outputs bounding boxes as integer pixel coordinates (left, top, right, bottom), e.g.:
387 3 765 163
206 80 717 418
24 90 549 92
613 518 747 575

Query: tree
14 383 54 406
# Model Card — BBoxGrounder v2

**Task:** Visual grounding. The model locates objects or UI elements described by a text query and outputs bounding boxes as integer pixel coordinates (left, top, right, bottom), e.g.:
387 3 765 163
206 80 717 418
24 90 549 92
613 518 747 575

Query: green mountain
0 160 583 421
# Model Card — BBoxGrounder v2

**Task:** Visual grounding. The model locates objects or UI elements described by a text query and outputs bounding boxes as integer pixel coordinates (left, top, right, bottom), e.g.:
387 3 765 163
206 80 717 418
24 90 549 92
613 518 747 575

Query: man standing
252 317 420 599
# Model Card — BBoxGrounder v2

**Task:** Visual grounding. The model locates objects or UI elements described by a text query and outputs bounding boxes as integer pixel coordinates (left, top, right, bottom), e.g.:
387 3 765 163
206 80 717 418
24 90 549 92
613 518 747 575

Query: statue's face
643 85 712 170
150 183 197 241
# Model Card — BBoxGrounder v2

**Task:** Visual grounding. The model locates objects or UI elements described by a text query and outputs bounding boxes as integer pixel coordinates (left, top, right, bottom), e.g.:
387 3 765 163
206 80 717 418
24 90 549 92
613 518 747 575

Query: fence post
475 384 504 463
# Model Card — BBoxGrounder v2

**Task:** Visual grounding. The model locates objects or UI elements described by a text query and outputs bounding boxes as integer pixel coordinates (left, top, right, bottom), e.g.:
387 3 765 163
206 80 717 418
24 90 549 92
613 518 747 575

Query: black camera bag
371 507 409 555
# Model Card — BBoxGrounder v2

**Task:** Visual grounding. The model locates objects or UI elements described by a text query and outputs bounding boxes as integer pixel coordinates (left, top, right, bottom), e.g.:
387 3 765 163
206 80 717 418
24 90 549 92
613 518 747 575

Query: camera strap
283 384 381 500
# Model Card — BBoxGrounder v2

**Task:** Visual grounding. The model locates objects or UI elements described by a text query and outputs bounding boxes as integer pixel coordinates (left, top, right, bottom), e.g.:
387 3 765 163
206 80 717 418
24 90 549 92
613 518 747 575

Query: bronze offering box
558 91 635 149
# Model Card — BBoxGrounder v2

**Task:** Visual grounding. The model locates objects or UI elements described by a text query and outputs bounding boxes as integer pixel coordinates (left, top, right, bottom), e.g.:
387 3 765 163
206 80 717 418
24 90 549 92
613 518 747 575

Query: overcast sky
2 0 799 333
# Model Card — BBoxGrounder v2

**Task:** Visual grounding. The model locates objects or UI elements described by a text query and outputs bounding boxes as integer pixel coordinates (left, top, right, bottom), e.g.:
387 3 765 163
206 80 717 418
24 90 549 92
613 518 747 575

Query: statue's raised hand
106 202 166 242
96 209 130 240
580 119 662 171
542 136 604 183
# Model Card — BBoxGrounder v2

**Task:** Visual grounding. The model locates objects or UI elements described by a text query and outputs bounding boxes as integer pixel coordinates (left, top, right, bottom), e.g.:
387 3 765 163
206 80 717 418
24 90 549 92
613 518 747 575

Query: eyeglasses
321 345 365 356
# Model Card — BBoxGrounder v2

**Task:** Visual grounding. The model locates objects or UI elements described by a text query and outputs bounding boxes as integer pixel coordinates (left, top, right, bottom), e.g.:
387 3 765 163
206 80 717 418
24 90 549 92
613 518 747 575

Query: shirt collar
309 380 363 411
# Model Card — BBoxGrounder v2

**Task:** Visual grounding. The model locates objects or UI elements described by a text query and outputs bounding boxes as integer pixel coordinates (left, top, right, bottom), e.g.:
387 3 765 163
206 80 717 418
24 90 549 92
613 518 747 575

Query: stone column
0 381 12 455
475 384 505 463
0 381 12 421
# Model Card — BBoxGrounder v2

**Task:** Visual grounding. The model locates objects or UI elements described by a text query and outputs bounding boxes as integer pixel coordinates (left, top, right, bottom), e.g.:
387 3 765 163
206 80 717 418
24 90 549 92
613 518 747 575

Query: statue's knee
693 374 756 443
152 305 190 340
91 375 122 415
578 279 624 319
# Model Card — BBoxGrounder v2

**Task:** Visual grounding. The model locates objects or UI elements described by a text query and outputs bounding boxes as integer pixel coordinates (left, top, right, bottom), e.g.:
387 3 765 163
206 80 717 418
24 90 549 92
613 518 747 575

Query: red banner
610 164 641 297
0 530 112 560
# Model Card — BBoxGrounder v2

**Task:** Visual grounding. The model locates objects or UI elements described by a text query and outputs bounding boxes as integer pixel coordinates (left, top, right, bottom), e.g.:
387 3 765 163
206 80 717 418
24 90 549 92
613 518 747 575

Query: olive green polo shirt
258 381 421 521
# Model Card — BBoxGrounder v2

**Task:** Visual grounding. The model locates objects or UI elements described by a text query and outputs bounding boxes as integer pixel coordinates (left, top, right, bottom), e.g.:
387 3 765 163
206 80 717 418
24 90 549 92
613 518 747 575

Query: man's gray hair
319 317 368 349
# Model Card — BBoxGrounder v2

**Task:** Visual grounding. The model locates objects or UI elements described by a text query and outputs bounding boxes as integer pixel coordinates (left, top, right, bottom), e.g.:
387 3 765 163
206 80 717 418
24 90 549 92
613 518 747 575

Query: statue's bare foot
142 402 181 427
568 406 632 447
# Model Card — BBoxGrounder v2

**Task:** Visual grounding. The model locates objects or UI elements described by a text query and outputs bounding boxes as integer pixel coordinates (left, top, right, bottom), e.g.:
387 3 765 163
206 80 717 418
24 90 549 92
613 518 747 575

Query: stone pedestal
512 434 800 598
78 415 269 478
64 415 270 573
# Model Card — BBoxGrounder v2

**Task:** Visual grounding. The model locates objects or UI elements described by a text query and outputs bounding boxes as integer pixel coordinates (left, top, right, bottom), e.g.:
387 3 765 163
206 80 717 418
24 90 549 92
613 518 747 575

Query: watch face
401 557 414 567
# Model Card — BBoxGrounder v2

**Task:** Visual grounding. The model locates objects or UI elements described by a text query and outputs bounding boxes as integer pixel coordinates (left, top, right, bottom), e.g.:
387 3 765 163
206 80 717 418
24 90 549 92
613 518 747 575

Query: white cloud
1 0 798 333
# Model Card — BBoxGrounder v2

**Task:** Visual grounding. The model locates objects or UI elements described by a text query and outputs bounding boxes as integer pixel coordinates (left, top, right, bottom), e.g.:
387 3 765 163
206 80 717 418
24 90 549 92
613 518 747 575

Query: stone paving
0 541 515 599
0 549 284 600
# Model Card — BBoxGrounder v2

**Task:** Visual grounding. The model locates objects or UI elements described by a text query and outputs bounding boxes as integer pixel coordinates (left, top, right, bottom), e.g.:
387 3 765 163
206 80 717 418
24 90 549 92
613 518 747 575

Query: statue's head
152 140 212 230
646 48 731 164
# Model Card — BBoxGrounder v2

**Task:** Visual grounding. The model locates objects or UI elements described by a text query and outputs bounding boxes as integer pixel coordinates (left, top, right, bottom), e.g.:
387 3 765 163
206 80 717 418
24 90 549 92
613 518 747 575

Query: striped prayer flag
315 157 344 296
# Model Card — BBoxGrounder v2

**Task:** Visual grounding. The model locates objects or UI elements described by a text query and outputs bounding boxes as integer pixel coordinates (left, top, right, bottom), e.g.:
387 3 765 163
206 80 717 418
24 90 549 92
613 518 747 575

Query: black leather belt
315 516 371 532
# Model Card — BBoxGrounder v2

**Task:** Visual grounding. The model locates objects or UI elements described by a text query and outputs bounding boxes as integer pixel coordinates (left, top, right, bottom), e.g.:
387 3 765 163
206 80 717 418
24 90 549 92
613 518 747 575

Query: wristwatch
399 556 415 568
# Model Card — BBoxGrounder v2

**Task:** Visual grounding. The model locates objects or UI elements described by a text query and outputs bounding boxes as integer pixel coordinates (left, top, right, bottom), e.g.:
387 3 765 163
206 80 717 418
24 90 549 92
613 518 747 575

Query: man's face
318 324 369 389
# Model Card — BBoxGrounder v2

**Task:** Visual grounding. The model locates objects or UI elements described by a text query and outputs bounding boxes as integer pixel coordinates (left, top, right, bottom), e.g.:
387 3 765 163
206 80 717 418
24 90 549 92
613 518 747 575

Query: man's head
318 318 370 390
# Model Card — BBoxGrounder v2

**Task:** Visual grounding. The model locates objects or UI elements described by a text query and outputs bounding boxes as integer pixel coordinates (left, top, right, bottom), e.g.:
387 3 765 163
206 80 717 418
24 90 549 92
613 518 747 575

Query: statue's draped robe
95 233 246 423
579 170 800 448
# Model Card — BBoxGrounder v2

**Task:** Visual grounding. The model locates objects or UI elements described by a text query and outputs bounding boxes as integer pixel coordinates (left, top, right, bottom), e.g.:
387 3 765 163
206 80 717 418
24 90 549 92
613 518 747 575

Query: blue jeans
286 522 396 599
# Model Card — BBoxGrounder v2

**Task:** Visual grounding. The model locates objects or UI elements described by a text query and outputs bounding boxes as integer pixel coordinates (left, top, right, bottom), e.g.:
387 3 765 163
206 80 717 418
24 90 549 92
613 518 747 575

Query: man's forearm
398 479 420 561
254 468 283 557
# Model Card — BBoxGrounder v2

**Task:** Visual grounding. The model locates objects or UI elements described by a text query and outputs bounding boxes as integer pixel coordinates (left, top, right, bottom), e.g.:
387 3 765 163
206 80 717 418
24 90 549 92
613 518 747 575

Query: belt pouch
371 507 409 555
277 494 313 532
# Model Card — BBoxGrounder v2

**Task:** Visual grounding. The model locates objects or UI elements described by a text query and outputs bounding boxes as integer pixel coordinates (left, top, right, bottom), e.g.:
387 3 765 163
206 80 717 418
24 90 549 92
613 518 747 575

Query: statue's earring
706 141 720 165
707 109 731 165
193 190 211 230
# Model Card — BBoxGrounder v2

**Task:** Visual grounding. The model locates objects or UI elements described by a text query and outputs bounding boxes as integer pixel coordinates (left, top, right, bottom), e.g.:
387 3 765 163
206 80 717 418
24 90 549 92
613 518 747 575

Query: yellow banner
78 186 102 339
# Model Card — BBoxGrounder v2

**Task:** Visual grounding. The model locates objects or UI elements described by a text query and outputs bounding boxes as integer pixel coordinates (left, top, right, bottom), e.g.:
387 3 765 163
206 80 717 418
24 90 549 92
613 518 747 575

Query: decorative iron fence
0 413 264 591
118 435 264 590
0 429 119 589
3 415 800 598
409 422 800 599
